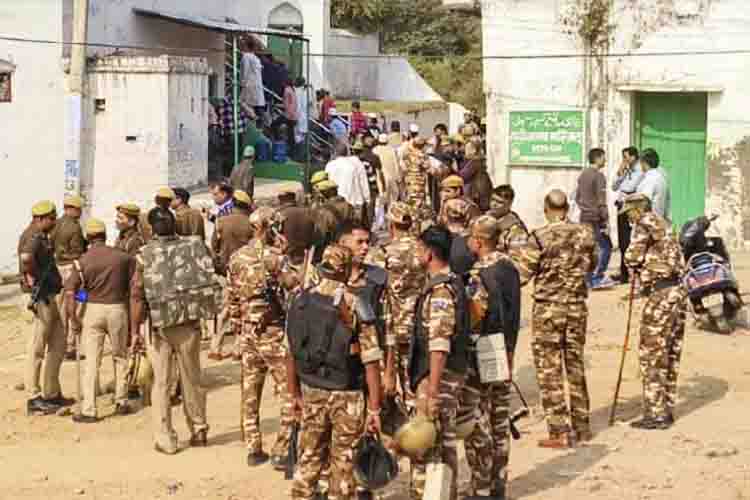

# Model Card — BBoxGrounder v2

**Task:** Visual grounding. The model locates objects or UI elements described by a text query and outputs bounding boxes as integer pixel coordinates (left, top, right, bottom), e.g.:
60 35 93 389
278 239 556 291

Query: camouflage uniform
402 144 439 228
51 214 86 353
625 211 687 421
116 227 146 257
410 267 464 500
495 212 530 261
441 197 475 236
226 238 294 458
289 249 383 500
463 250 515 496
515 219 597 440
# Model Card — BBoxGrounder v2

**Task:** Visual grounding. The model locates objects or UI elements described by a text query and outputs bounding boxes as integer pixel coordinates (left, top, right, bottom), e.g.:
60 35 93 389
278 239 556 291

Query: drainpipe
65 0 88 198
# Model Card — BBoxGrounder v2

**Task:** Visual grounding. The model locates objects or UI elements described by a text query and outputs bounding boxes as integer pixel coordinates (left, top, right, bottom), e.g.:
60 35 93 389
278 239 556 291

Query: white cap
367 112 378 119
409 123 419 133
378 133 388 144
329 108 338 116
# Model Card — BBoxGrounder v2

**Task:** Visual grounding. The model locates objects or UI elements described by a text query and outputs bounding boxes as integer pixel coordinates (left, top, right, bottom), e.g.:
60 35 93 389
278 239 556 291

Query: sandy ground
1 253 750 500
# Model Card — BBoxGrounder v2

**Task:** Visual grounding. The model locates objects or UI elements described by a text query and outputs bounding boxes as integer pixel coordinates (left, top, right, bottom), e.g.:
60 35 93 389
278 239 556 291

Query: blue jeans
587 222 612 286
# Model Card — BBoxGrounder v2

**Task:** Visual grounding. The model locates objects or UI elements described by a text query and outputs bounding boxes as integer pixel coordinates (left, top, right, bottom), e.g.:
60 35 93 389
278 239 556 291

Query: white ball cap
409 123 419 133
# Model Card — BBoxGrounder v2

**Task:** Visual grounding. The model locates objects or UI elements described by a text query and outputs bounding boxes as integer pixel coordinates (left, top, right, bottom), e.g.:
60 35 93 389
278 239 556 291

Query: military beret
441 175 464 190
31 200 56 217
470 215 499 241
310 170 329 186
117 203 141 218
319 244 353 281
156 187 176 200
387 202 413 226
85 217 106 235
316 180 338 192
234 190 252 206
63 194 84 209
619 193 651 214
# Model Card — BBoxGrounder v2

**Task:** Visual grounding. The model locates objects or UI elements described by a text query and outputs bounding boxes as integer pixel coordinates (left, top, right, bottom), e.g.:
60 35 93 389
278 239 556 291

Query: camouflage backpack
141 236 222 329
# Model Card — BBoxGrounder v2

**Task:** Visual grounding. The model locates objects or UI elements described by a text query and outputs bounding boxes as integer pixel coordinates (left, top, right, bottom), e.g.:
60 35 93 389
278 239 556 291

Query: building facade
479 0 750 248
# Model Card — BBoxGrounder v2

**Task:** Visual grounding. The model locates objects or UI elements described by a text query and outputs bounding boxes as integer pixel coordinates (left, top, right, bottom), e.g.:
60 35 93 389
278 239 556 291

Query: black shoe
190 429 208 447
64 352 85 361
27 397 59 415
665 413 675 425
313 493 328 500
170 395 182 407
114 403 131 416
247 450 269 467
357 491 374 500
45 396 75 407
630 416 671 430
127 387 141 400
72 414 99 424
270 454 287 472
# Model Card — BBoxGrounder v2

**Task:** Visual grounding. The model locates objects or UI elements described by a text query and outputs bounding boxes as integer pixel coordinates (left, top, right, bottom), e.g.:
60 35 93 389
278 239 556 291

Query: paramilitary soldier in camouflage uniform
115 203 146 256
379 202 425 406
286 245 383 500
51 194 87 360
65 218 135 422
462 216 521 500
130 208 220 454
225 206 295 468
445 197 479 278
488 185 530 259
408 225 470 500
515 190 597 448
437 175 480 227
402 137 442 228
622 193 687 430
19 201 72 415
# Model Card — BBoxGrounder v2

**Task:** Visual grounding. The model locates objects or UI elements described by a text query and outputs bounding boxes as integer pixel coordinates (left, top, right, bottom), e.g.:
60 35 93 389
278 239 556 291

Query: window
0 73 10 102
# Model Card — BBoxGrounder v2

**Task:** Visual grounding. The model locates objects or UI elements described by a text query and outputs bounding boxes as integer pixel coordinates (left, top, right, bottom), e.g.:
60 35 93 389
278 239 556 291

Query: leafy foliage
331 0 484 112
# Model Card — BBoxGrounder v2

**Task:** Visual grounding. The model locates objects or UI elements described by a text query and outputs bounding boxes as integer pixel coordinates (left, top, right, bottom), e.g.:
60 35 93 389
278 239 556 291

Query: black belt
645 277 681 295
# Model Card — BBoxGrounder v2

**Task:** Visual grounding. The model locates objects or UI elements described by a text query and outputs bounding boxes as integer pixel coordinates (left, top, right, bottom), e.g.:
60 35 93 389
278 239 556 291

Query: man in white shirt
636 148 670 221
325 142 371 217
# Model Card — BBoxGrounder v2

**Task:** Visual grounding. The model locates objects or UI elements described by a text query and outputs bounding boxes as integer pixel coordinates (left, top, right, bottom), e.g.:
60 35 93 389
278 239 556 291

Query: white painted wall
0 0 66 274
482 0 750 246
326 29 379 99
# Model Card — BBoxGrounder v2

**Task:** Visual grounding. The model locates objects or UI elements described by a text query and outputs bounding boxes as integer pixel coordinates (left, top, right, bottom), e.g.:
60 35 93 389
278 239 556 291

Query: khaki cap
117 203 141 218
470 215 499 240
63 194 84 209
234 190 252 206
85 217 106 235
31 200 57 217
319 244 353 280
387 202 413 226
156 187 176 200
441 175 464 190
619 193 651 214
310 170 329 185
316 180 338 192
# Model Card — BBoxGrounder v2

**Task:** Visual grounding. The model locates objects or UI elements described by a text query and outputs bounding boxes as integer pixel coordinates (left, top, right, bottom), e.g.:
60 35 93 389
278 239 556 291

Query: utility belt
644 277 681 296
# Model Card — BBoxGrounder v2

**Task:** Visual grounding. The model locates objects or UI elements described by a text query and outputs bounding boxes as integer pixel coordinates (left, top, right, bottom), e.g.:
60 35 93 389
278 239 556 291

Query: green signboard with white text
508 110 585 167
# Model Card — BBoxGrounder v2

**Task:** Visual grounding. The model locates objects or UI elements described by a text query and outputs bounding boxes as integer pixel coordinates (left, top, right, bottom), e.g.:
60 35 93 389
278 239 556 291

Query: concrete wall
326 29 379 99
0 0 66 274
87 56 209 238
482 0 750 247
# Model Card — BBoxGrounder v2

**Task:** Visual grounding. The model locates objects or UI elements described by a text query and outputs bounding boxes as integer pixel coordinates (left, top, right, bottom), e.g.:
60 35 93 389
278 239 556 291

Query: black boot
26 397 59 415
247 450 269 467
270 454 287 472
630 416 671 430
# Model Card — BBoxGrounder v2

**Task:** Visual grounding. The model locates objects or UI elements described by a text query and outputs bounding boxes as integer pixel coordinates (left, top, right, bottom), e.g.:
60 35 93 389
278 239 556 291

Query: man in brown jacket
172 188 206 241
51 195 87 360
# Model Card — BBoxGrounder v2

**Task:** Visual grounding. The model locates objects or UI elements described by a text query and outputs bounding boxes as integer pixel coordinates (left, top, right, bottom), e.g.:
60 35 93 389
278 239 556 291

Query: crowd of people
18 120 688 500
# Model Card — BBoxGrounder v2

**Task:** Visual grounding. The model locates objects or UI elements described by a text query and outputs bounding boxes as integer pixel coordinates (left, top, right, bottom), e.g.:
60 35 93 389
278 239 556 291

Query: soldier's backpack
141 236 222 329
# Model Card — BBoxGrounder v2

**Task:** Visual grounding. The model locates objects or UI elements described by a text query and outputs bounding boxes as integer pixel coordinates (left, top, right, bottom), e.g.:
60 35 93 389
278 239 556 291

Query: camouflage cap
84 217 106 235
619 193 651 214
234 190 252 206
31 200 57 217
310 170 329 186
470 215 499 241
387 201 413 226
441 175 464 190
249 206 275 229
445 198 470 222
63 194 84 209
318 244 353 281
156 187 176 200
117 203 141 218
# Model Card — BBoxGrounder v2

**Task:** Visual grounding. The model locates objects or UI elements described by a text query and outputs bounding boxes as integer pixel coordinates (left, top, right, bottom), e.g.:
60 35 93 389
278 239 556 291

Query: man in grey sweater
576 148 614 289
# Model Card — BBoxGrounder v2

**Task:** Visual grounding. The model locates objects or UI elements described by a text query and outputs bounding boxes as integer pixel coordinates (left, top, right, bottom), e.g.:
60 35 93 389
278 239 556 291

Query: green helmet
394 416 437 458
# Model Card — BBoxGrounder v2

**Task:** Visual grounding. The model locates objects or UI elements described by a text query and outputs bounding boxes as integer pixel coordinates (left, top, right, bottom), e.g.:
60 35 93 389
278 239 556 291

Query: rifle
609 277 637 426
509 381 530 440
27 261 54 315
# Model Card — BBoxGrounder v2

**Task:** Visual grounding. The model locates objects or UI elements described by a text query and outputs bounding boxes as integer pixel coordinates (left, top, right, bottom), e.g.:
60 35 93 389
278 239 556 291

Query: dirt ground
1 254 750 500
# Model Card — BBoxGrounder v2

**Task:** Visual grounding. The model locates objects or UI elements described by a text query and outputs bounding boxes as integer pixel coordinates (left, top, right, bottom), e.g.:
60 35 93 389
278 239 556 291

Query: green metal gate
267 31 304 81
634 92 708 228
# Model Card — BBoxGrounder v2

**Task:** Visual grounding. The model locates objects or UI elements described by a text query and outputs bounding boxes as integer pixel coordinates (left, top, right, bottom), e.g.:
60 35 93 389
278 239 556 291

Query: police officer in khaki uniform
115 203 146 256
65 218 135 422
171 188 206 241
139 187 175 243
51 194 87 360
210 190 254 361
19 201 73 414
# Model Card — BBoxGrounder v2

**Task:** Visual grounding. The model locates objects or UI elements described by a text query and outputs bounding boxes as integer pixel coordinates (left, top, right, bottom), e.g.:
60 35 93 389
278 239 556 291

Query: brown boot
207 352 223 361
538 433 571 449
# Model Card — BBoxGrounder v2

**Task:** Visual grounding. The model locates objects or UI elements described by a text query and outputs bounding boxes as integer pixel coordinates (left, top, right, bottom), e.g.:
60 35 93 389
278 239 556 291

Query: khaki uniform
625 212 687 420
410 268 464 500
131 246 209 452
51 215 86 352
64 243 134 417
515 219 597 438
290 278 382 500
115 227 146 257
226 239 293 457
174 205 206 241
19 230 65 401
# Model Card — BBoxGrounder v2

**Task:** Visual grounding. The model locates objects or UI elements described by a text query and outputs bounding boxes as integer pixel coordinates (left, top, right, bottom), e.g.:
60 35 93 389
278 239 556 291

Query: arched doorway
267 2 304 81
